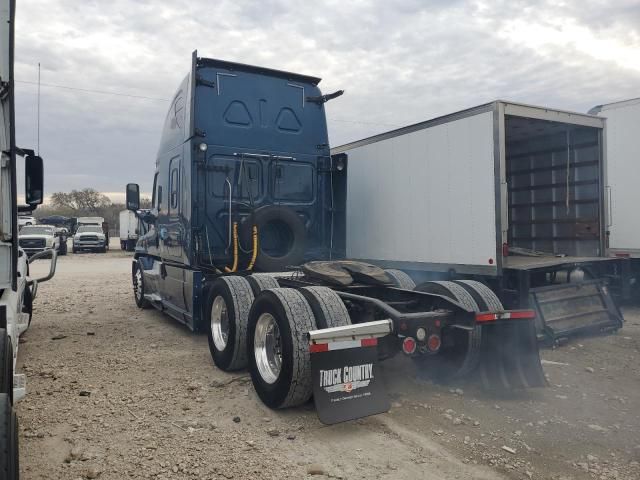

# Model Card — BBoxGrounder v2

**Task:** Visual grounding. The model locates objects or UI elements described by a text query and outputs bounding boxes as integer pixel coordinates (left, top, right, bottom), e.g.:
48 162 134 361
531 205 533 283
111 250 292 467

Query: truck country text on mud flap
308 308 541 425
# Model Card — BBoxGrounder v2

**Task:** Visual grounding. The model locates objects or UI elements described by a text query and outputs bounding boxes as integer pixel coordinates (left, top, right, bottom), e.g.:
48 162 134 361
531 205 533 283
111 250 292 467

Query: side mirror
25 155 44 206
126 183 140 211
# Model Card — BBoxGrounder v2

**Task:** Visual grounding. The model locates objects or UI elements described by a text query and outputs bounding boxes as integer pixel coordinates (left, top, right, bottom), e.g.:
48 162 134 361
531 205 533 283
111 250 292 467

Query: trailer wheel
0 330 12 405
206 276 255 371
450 280 502 311
453 280 547 389
300 286 351 329
0 394 18 480
413 281 482 381
246 274 280 297
132 260 151 309
384 269 416 289
247 288 316 409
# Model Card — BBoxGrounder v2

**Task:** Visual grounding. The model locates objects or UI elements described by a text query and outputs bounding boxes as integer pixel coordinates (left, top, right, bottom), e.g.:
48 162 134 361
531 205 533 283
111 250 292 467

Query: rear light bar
475 310 536 322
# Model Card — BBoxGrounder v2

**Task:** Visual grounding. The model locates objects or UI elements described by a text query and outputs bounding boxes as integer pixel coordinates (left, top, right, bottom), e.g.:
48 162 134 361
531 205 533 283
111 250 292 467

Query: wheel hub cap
211 296 230 351
254 313 282 384
134 268 143 300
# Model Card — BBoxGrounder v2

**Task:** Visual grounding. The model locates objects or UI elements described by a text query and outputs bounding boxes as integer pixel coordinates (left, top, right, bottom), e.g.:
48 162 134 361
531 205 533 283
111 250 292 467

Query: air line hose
224 222 239 273
247 225 258 270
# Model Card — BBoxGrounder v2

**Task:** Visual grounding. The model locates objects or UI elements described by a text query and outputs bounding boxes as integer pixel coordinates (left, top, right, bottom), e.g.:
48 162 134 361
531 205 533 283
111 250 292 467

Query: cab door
160 155 187 313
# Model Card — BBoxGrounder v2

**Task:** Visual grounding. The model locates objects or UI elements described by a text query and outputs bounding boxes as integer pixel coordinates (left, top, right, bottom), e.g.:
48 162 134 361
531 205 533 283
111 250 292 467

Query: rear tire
246 274 280 297
452 280 503 311
299 286 351 329
132 260 151 309
247 288 316 408
384 269 416 289
0 394 18 480
206 276 255 371
413 281 482 382
0 330 12 405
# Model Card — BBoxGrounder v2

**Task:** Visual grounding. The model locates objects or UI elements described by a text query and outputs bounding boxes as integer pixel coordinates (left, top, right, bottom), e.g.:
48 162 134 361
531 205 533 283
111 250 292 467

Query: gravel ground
18 247 640 479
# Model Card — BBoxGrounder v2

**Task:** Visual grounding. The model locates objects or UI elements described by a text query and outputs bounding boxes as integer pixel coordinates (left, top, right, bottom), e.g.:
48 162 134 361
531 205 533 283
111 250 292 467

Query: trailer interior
505 115 603 259
501 114 626 340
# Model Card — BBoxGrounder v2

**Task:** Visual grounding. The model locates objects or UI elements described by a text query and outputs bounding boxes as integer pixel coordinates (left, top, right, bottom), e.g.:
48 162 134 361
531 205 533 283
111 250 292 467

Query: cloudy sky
13 0 640 199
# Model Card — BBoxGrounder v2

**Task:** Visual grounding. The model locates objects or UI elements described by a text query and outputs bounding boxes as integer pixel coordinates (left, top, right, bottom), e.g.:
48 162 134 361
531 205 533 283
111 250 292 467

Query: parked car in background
119 210 138 251
72 225 108 253
18 225 62 257
17 215 36 229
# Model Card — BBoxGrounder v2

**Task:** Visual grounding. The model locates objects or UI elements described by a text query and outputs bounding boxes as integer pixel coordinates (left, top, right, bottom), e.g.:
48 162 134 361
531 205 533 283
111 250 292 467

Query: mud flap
477 320 547 390
308 320 393 425
529 280 623 344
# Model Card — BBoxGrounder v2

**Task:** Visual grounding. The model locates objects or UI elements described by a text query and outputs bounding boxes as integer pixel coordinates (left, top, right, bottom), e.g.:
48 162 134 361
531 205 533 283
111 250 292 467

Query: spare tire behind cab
241 205 306 272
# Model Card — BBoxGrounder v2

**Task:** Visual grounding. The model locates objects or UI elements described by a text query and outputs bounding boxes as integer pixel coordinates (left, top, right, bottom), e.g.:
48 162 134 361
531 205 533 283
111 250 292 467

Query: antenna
37 62 40 155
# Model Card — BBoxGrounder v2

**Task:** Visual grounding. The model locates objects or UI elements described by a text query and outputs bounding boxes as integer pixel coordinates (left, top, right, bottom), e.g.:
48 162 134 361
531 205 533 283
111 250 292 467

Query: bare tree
50 188 111 213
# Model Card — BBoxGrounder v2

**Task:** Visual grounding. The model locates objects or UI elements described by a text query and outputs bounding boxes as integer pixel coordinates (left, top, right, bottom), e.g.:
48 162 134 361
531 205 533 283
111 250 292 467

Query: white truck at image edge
590 97 640 291
119 210 138 251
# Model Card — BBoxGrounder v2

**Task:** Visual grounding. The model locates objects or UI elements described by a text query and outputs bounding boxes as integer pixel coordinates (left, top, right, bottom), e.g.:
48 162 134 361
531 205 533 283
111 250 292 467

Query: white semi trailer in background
119 210 138 251
1 0 56 476
332 100 629 343
589 98 640 296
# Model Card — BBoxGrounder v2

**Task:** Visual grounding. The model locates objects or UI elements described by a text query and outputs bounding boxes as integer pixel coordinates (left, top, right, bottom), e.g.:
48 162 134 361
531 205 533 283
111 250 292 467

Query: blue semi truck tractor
125 51 547 424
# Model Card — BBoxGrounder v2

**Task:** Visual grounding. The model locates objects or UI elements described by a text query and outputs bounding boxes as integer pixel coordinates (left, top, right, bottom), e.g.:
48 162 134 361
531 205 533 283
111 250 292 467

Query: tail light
402 337 417 355
427 334 441 353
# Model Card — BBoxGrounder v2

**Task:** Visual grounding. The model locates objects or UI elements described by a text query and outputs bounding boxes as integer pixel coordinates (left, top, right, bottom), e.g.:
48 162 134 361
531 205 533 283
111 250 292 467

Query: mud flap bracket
309 320 392 425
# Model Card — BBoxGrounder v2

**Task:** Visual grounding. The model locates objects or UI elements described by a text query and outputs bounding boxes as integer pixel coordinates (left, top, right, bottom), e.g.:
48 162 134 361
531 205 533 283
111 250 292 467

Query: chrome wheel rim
134 267 143 301
254 313 282 384
211 296 229 351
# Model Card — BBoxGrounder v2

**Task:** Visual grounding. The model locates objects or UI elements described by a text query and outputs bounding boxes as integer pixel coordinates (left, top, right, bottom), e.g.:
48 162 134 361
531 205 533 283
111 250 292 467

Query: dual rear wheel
205 276 350 409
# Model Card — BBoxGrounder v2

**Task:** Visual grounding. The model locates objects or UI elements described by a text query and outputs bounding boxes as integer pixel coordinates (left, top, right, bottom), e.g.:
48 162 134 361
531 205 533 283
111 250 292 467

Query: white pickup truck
72 225 108 253
18 225 63 257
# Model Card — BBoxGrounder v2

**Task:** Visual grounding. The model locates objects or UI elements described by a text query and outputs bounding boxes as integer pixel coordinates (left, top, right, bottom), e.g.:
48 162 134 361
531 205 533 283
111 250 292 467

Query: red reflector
615 252 631 258
475 310 536 322
475 312 498 322
427 334 441 352
509 310 536 319
402 337 417 355
502 242 509 257
361 338 378 348
309 343 329 353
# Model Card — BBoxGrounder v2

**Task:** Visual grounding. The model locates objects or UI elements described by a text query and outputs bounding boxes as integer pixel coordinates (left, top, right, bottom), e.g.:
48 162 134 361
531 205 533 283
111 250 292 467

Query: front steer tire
132 260 151 309
206 276 255 372
0 330 13 405
247 288 317 409
0 394 18 480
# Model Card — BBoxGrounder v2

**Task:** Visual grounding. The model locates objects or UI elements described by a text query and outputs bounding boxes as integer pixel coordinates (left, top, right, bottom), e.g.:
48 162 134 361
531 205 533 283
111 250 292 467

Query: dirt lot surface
18 248 640 479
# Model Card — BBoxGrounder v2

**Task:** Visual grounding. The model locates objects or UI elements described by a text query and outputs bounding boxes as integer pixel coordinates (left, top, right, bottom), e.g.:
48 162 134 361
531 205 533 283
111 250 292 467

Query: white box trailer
332 100 628 341
119 210 138 251
589 98 640 260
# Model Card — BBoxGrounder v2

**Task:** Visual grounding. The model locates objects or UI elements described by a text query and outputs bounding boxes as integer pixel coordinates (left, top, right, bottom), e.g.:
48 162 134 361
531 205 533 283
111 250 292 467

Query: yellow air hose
247 225 258 270
224 222 239 273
